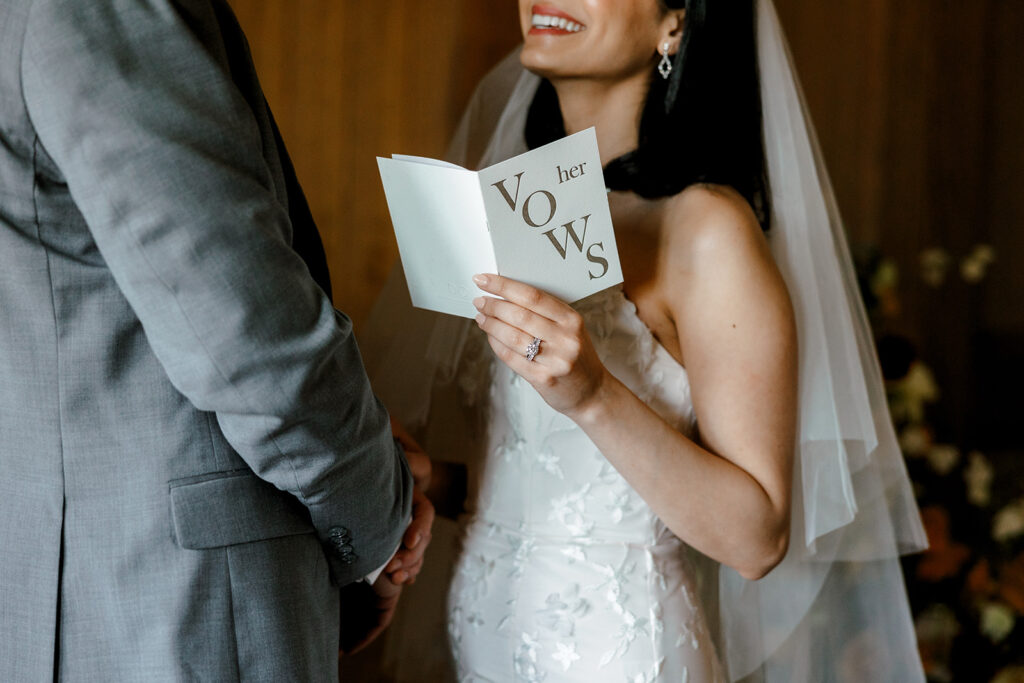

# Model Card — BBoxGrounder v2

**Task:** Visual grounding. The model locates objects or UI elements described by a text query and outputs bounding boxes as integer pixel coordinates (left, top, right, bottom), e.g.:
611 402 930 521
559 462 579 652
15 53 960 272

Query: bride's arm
471 189 797 581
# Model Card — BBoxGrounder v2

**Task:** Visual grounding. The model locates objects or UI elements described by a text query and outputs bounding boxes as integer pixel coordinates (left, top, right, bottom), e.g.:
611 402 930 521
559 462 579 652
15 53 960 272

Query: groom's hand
338 573 402 655
388 417 435 585
385 485 434 584
390 416 430 489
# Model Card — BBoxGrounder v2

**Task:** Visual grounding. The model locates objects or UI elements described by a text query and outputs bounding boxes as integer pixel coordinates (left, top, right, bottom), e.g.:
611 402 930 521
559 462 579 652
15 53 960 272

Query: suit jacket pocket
170 469 315 549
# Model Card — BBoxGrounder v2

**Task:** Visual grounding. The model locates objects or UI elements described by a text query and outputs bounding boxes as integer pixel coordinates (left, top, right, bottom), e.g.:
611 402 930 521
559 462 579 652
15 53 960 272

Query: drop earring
658 41 673 79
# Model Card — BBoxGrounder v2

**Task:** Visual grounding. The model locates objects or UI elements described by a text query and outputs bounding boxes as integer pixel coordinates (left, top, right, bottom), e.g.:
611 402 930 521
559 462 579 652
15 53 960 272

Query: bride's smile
519 0 680 82
529 5 586 34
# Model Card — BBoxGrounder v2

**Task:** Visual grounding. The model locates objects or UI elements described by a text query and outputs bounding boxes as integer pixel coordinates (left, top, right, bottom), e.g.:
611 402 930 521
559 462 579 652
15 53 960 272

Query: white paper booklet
377 127 623 318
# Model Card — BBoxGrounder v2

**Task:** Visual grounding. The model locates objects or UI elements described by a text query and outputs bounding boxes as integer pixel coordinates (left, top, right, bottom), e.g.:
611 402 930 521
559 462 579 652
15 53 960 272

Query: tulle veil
357 1 928 680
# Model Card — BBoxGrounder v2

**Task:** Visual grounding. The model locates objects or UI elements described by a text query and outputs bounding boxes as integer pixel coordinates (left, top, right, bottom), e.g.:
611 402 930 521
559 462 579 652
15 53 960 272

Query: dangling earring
658 41 673 79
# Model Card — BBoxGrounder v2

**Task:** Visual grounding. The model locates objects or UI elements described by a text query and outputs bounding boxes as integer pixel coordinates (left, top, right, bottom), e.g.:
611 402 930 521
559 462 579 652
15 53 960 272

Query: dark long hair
525 0 770 228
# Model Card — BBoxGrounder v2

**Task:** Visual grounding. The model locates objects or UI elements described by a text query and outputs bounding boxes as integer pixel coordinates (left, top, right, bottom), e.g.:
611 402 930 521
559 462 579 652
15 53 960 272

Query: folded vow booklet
377 128 623 318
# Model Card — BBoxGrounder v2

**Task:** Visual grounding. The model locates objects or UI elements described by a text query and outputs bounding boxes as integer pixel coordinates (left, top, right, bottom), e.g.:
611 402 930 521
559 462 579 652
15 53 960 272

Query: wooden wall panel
773 0 892 245
983 0 1024 335
774 0 1021 447
229 0 521 326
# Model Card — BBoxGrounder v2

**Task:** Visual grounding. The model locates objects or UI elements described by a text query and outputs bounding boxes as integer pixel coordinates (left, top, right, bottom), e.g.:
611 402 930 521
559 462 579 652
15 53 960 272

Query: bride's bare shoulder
657 183 788 317
660 183 768 267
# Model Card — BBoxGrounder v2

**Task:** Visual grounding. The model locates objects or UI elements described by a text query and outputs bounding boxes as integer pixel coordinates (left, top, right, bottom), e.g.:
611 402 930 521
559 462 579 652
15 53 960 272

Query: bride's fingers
473 296 559 343
476 310 559 365
485 333 554 383
473 273 574 325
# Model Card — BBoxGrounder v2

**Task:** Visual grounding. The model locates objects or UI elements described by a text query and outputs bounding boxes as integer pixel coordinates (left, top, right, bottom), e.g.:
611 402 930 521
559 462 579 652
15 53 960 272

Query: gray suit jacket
0 0 413 680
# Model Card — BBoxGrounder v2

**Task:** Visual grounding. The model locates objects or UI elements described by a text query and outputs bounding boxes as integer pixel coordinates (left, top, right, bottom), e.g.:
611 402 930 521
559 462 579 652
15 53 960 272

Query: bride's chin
519 49 575 80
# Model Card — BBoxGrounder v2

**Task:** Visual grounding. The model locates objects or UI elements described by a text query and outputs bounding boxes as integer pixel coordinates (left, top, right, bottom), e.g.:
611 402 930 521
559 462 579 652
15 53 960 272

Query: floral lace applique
498 433 528 464
650 601 665 639
561 544 588 564
646 548 669 592
501 528 537 579
536 584 590 637
674 584 704 651
448 605 464 646
598 607 649 668
514 632 546 682
457 552 496 602
607 489 638 524
536 448 564 479
595 559 649 666
551 641 581 672
575 288 620 341
550 484 595 537
451 284 717 682
595 459 621 483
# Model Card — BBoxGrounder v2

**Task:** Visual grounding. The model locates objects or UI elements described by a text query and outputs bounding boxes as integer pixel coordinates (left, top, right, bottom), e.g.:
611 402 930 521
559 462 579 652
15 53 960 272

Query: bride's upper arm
662 186 798 517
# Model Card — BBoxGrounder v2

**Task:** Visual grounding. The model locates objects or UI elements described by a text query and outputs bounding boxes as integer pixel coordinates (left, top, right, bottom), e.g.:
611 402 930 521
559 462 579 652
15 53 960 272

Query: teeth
531 13 585 32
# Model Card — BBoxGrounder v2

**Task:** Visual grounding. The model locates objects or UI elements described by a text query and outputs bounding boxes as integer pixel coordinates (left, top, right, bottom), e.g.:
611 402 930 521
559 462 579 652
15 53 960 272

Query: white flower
926 444 960 475
992 498 1024 543
961 257 986 283
551 642 580 671
899 424 931 457
960 243 996 284
980 602 1016 643
607 490 636 524
914 603 960 644
871 258 899 296
561 545 586 564
549 484 594 537
972 243 996 263
536 586 589 637
902 363 940 423
920 247 951 287
536 449 564 479
964 451 994 507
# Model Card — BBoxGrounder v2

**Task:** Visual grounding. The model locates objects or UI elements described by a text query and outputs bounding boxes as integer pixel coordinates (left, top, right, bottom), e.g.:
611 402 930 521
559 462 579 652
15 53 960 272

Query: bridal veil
361 1 928 680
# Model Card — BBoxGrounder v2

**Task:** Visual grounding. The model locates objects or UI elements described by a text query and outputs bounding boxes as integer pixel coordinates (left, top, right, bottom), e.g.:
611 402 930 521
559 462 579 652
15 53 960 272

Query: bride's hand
472 273 608 419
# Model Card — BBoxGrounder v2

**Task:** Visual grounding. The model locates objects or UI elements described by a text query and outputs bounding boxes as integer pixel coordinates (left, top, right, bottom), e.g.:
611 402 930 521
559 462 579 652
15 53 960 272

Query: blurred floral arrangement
855 243 1023 683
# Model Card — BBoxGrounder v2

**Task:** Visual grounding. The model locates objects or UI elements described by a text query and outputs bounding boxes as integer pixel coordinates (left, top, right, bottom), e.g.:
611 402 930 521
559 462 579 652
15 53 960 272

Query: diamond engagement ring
525 337 542 362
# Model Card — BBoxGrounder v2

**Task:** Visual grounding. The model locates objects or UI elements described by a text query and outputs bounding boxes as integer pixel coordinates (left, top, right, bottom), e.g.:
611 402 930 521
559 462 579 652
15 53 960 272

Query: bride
361 0 928 681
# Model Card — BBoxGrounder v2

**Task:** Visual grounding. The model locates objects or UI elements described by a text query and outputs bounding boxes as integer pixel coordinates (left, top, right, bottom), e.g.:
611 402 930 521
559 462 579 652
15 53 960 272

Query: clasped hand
340 419 435 655
385 417 434 585
472 273 608 419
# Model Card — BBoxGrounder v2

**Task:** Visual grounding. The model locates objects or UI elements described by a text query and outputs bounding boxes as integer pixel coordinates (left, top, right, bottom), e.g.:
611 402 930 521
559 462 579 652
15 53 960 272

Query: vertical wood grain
229 0 521 326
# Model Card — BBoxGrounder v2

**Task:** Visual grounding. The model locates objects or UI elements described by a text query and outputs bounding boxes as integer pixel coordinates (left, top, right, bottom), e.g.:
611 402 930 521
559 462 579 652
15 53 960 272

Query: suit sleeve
21 0 412 585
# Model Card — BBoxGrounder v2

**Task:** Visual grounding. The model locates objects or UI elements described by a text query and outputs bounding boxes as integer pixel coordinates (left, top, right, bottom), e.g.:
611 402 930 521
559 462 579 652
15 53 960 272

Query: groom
0 0 431 680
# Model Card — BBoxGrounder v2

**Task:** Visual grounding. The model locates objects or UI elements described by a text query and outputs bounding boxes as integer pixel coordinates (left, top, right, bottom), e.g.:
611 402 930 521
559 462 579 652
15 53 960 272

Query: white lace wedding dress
447 286 726 683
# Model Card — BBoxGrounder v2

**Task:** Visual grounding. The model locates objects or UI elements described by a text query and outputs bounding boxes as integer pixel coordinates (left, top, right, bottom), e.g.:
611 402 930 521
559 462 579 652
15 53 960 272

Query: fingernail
474 313 485 326
472 297 485 310
414 533 422 547
396 571 407 583
390 559 402 570
473 274 488 286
